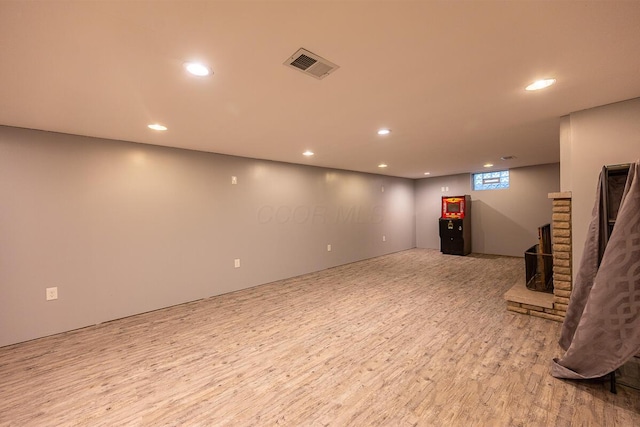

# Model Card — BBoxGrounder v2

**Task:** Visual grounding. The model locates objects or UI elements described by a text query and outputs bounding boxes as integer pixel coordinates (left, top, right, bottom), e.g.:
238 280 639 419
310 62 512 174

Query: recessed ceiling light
484 163 494 168
303 150 314 156
148 124 167 131
377 129 391 135
184 62 212 77
424 172 431 175
525 78 556 91
500 155 517 160
378 163 388 168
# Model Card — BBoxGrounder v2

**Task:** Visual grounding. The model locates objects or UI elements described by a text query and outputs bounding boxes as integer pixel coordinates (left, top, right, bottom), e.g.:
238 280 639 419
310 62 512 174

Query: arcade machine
439 195 471 255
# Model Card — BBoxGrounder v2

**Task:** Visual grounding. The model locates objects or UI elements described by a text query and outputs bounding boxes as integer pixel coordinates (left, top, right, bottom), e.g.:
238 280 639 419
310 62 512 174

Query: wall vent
283 48 339 80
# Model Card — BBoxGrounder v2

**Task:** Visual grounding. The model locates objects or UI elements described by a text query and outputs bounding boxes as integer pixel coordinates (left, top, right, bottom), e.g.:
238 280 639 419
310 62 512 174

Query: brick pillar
549 192 572 319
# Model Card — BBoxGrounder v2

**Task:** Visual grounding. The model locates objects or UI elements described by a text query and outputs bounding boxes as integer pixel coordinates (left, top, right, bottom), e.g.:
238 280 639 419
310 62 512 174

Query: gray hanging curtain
552 161 640 380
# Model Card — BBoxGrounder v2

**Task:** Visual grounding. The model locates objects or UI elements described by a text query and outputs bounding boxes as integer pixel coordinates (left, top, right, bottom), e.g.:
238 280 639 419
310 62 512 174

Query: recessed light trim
483 163 494 168
148 124 167 131
303 150 314 156
378 163 388 168
184 62 212 77
377 129 391 135
424 172 431 175
500 155 517 161
525 78 556 91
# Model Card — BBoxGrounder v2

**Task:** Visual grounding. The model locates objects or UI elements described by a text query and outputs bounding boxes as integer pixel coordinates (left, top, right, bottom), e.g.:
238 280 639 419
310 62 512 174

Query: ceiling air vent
284 48 339 80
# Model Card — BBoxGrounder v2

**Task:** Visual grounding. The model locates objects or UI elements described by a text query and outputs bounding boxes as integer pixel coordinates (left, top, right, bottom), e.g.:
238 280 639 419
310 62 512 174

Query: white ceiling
1 1 639 179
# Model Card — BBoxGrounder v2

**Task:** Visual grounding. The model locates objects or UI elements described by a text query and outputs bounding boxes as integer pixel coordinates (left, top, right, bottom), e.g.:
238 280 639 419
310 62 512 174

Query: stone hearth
504 192 572 322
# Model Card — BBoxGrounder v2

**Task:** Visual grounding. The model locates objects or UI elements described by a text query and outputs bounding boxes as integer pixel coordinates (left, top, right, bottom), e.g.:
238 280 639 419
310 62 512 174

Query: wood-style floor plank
1 249 639 426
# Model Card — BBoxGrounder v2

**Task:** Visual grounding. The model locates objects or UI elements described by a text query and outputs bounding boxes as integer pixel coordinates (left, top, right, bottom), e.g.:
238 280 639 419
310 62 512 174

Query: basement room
1 1 639 425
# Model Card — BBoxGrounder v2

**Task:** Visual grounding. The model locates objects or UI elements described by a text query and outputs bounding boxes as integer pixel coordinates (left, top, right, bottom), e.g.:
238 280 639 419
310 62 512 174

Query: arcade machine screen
441 197 466 219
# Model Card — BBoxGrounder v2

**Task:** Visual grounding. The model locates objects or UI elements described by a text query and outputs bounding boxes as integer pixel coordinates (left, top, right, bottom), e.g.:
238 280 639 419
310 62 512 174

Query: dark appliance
439 195 471 255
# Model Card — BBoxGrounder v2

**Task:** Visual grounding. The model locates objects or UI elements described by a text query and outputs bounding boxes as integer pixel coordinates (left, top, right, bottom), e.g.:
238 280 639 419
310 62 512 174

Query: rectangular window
473 170 510 191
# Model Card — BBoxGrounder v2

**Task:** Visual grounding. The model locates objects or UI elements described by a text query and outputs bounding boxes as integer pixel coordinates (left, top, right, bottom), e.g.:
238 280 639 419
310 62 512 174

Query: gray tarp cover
552 161 640 379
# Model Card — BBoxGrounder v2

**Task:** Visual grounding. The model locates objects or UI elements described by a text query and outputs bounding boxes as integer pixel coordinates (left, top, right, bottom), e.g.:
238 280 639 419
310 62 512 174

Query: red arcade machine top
441 196 470 219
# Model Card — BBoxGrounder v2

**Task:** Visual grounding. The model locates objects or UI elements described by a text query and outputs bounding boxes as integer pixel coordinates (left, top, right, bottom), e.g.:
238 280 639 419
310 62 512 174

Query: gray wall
415 163 560 256
415 173 470 250
0 126 415 347
560 97 640 276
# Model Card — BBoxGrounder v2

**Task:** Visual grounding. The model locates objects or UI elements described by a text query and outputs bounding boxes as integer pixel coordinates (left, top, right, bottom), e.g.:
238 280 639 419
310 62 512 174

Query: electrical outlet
383 235 386 242
327 244 332 252
46 287 58 301
234 258 240 268
231 176 237 185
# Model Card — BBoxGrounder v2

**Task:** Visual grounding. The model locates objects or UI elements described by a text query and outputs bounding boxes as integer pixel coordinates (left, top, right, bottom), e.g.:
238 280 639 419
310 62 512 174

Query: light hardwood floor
1 249 639 426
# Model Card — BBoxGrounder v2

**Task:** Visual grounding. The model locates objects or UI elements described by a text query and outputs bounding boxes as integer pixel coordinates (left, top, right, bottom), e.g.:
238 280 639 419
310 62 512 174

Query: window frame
472 170 510 191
